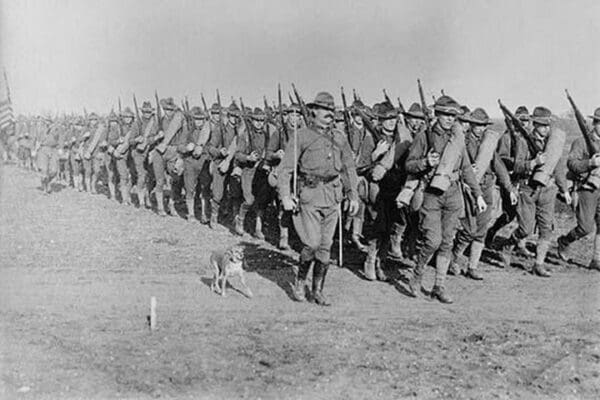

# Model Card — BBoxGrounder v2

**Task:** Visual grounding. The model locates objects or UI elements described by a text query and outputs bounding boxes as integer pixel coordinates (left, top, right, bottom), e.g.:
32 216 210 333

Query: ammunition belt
299 173 339 189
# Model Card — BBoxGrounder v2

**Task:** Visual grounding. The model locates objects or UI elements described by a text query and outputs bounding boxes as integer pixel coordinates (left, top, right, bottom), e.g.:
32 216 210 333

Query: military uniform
130 102 158 208
104 113 122 200
501 106 568 277
557 107 600 271
69 118 86 191
182 107 212 223
405 95 484 303
112 108 138 205
37 118 60 193
450 108 515 280
82 114 107 194
277 92 358 306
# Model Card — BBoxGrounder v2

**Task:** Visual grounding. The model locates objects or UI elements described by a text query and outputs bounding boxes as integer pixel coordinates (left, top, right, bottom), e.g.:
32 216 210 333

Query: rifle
201 93 209 114
397 97 407 125
341 87 353 149
239 97 253 153
353 89 359 102
154 90 161 126
278 83 289 143
288 93 295 107
263 96 272 122
133 94 141 125
565 89 596 155
291 83 310 127
498 99 542 155
117 97 124 136
383 89 392 105
417 79 433 149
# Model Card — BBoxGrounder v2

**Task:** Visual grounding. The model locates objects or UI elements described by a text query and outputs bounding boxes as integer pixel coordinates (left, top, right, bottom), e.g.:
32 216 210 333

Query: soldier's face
313 108 334 128
407 118 423 132
471 124 486 136
252 119 265 130
123 116 133 124
534 123 550 138
90 119 98 127
381 118 396 133
194 118 205 128
437 113 456 130
228 115 238 126
352 114 363 126
142 111 152 120
288 112 300 127
165 109 175 118
335 121 345 131
520 118 532 130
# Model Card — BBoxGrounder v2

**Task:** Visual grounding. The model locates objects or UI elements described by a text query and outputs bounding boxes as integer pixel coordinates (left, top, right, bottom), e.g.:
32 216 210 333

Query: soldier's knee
300 247 316 262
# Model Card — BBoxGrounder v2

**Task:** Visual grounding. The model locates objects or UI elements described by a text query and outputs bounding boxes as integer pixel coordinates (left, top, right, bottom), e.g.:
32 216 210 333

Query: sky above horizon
1 0 598 117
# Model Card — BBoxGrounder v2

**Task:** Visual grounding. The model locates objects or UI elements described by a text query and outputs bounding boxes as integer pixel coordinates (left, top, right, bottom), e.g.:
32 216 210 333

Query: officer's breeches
37 146 58 178
132 150 147 189
183 158 211 200
515 184 557 241
115 156 130 185
150 151 167 192
457 185 494 243
294 203 339 264
570 189 600 238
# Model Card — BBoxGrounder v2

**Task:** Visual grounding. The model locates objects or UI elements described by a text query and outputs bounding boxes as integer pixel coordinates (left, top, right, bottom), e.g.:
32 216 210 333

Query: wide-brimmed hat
209 103 220 114
140 101 154 113
120 107 134 118
515 106 530 121
588 107 600 122
287 103 301 114
108 111 119 122
307 92 335 112
88 112 99 121
251 107 266 121
190 106 206 119
462 108 493 125
377 102 398 120
227 102 240 117
160 98 177 111
531 106 552 125
334 108 345 122
403 102 425 120
433 95 461 115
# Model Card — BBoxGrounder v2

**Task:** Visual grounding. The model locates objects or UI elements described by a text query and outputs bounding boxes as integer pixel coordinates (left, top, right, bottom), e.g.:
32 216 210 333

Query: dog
210 245 252 298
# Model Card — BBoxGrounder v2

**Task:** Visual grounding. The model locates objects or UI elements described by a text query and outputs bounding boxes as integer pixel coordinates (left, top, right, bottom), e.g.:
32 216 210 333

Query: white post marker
150 296 157 331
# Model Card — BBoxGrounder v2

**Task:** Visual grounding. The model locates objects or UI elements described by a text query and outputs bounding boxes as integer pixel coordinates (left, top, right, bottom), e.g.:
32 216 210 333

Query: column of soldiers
3 89 600 307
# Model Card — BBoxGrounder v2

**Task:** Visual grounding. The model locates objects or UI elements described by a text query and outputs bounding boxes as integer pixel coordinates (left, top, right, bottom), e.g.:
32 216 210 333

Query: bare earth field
0 163 599 400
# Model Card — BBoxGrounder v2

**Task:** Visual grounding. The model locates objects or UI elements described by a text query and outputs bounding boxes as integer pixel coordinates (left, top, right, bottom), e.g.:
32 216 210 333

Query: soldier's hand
248 151 259 162
155 131 164 140
186 143 195 152
509 191 518 206
135 136 144 143
374 140 390 155
533 152 546 167
371 164 386 181
281 196 296 211
562 191 572 206
427 151 440 167
590 153 600 168
476 195 487 213
220 147 229 157
345 199 360 216
274 149 285 159
192 145 203 157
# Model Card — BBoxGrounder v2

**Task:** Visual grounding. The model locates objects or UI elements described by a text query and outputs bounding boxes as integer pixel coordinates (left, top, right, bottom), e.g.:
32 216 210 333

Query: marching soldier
485 106 532 248
449 108 517 279
131 101 158 208
277 92 359 306
206 103 238 229
112 107 138 205
182 106 212 223
500 106 570 276
69 117 86 191
148 97 187 216
104 111 122 201
37 116 59 194
404 95 487 303
556 107 600 271
82 113 104 194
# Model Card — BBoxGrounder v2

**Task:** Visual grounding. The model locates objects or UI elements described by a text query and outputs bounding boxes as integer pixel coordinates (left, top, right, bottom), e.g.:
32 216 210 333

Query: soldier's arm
277 129 302 199
492 152 514 193
512 140 535 178
405 131 431 174
107 126 120 147
206 126 223 158
265 128 281 161
234 130 251 162
339 136 359 202
460 148 483 198
566 138 592 175
497 131 515 170
128 122 141 145
553 159 569 193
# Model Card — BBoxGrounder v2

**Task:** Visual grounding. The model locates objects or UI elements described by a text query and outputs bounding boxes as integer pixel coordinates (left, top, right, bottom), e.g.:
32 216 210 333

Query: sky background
1 0 598 117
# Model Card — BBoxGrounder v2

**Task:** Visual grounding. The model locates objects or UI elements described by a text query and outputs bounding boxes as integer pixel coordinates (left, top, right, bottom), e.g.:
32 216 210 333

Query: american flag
0 70 15 131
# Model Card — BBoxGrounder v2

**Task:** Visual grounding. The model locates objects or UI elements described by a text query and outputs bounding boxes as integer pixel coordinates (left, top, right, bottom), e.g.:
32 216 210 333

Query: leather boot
279 227 291 250
155 191 167 217
499 236 516 269
557 229 582 262
311 261 331 306
209 199 220 229
362 239 378 281
234 202 249 236
407 259 425 298
485 214 509 249
351 218 367 253
533 240 551 277
199 197 208 224
108 181 116 200
375 258 388 281
516 238 534 258
464 241 484 280
254 210 265 240
186 197 196 221
90 175 98 194
292 259 311 302
140 187 150 208
121 183 131 205
388 223 405 260
449 239 469 275
432 254 453 303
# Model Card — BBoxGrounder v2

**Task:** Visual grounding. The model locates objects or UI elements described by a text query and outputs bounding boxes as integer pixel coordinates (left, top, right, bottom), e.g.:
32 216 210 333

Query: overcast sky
1 0 598 116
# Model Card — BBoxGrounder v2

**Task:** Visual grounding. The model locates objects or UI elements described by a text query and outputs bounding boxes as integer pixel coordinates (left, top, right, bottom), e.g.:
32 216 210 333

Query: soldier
449 108 517 280
69 117 86 191
500 106 570 276
277 92 359 306
404 95 487 303
112 107 138 206
267 103 302 250
82 113 107 195
148 97 187 216
556 107 600 271
485 106 532 249
206 103 238 229
57 120 71 185
131 101 158 208
104 111 122 201
182 106 212 223
233 107 276 238
37 116 60 194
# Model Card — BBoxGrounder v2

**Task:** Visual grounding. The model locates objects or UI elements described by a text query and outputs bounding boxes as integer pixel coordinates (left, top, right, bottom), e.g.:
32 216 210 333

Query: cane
338 204 343 267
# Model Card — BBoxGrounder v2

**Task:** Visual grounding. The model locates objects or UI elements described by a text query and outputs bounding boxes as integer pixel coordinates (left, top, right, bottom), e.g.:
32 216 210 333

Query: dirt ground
1 163 599 400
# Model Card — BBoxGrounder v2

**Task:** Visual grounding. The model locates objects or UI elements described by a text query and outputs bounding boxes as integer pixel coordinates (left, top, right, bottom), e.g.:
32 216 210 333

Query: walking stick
338 204 343 267
293 118 297 197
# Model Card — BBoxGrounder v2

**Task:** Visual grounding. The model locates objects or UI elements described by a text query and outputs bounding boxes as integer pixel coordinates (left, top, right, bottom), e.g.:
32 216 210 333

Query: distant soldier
82 113 107 194
556 107 600 271
500 106 570 276
277 92 359 306
233 107 276 238
206 103 238 228
56 120 71 185
485 106 532 249
404 95 487 303
182 106 211 223
112 107 138 206
449 108 517 279
131 101 158 208
148 97 187 216
37 116 60 194
104 111 122 200
69 117 87 191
